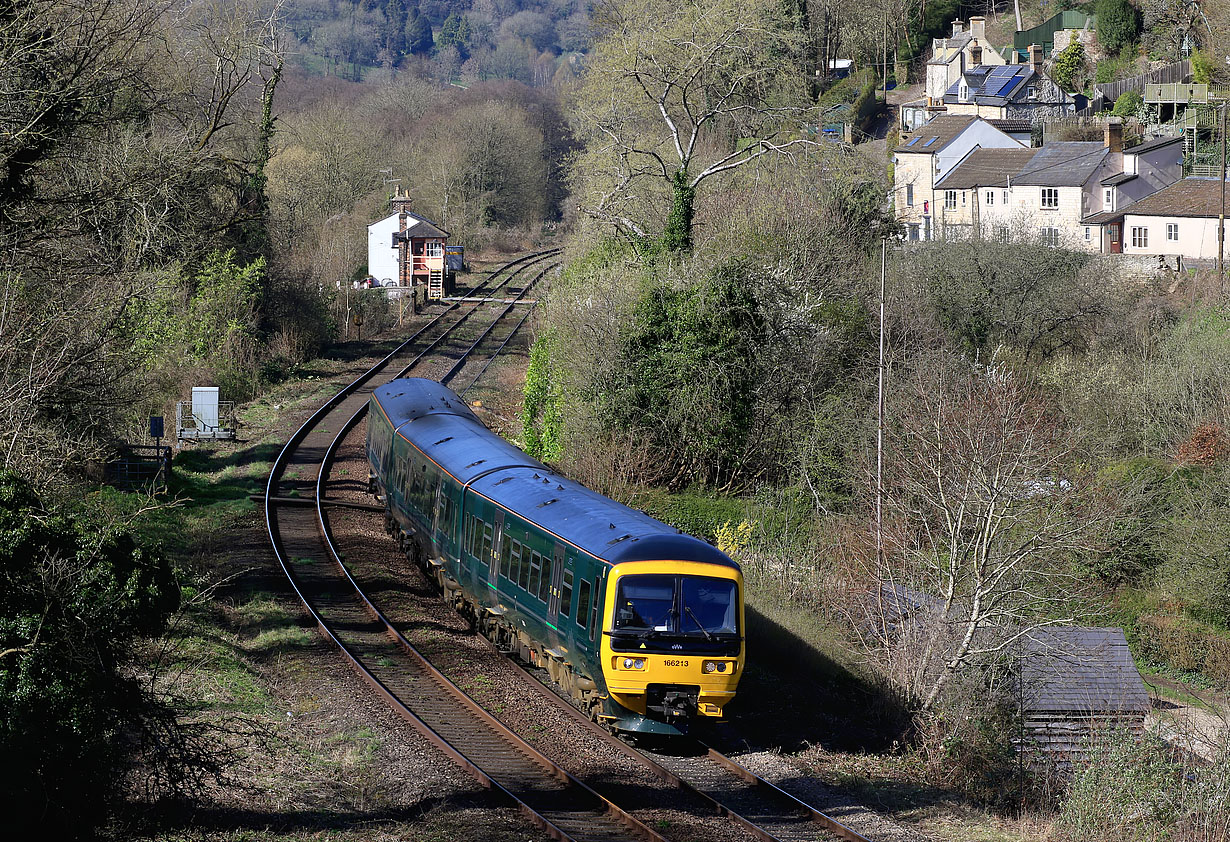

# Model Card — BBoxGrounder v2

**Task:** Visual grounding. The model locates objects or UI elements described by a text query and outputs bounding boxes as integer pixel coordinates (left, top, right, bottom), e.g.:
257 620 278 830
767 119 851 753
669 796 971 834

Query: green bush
1053 41 1086 91
0 473 179 836
1112 89 1143 117
1096 0 1142 55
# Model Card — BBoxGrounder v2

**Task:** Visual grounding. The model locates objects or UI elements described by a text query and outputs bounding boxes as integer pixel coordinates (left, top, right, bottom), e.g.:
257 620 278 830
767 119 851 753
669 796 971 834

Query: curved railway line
264 251 879 842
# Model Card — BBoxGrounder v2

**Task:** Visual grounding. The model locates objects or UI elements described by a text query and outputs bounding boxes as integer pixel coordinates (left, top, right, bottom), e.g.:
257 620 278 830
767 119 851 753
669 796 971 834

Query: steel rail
314 404 669 842
264 251 663 842
439 261 556 387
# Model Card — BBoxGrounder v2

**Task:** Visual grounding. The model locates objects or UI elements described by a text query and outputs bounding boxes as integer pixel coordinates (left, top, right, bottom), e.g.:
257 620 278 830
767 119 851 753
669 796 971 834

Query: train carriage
367 378 744 735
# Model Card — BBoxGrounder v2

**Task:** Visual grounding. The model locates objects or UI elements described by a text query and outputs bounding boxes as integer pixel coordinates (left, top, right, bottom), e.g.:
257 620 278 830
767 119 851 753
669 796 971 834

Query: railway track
265 250 878 842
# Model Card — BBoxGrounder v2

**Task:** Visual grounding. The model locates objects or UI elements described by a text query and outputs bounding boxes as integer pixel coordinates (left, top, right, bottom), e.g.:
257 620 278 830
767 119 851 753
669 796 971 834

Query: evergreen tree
407 8 434 55
437 12 471 60
385 0 408 56
1096 0 1142 55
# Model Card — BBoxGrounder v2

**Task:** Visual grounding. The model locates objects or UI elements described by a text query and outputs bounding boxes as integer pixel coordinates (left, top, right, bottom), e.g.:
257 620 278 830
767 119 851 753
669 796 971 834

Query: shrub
0 473 179 836
1112 89 1143 117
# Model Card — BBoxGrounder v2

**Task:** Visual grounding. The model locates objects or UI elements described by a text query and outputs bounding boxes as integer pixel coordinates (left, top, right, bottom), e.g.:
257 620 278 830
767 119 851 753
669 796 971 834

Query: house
893 115 1026 241
1018 627 1150 767
932 147 1040 239
903 17 1008 131
366 191 450 301
925 17 1006 107
1119 178 1230 263
1081 134 1185 254
925 120 1183 248
941 53 1077 123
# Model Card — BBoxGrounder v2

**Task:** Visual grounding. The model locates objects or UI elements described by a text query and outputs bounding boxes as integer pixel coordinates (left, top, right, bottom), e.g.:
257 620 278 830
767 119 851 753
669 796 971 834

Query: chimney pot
969 40 983 67
952 19 964 37
969 16 986 39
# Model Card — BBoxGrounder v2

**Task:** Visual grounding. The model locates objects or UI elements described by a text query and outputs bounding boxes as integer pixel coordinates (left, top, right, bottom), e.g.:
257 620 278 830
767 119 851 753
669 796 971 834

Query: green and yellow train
366 378 745 735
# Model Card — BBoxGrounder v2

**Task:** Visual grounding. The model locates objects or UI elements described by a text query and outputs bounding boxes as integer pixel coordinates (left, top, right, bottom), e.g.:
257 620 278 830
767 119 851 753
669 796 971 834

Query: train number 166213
663 658 689 667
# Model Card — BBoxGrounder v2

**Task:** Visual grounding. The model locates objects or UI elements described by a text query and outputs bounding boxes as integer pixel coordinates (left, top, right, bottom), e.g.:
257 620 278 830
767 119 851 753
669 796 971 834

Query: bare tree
879 350 1107 710
572 0 816 250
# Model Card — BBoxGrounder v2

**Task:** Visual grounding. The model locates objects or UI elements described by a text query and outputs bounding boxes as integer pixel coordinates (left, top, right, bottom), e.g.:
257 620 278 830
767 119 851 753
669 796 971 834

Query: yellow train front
595 548 745 734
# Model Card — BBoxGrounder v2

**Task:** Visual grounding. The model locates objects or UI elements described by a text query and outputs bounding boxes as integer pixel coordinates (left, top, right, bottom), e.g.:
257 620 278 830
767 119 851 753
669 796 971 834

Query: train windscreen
613 574 738 637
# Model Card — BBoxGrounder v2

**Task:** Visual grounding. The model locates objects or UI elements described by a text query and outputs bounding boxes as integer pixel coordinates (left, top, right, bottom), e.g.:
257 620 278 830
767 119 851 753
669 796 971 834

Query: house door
1108 223 1122 254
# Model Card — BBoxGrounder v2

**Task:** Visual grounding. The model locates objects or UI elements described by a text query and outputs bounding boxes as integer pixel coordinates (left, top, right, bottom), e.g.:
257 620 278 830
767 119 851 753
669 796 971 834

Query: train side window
481 521 494 562
575 580 590 629
560 569 573 620
465 515 479 557
538 555 553 602
509 540 522 584
527 551 542 598
500 535 512 578
518 544 532 590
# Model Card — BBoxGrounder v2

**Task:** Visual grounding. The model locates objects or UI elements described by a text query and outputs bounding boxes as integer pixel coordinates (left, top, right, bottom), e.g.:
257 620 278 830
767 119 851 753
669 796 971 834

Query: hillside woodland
3 0 1230 839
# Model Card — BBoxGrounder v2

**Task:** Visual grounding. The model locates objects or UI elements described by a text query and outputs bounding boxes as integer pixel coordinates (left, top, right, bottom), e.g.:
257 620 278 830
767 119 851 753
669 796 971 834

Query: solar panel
990 65 1014 77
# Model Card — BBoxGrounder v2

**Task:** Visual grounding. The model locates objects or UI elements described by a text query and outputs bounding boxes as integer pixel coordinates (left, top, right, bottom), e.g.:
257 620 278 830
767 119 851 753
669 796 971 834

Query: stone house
942 52 1077 123
893 115 1025 241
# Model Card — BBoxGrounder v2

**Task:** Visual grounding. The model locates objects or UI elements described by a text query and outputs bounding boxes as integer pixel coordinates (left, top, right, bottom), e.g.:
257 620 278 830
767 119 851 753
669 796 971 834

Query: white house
1121 178 1230 262
894 115 1026 241
367 213 403 284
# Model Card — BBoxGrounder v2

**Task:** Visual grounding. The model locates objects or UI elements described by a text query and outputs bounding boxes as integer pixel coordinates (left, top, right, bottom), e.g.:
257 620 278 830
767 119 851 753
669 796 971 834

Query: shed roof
1014 142 1109 186
1019 627 1149 714
1121 178 1228 219
936 147 1039 189
1101 172 1138 186
1080 210 1123 225
899 115 977 154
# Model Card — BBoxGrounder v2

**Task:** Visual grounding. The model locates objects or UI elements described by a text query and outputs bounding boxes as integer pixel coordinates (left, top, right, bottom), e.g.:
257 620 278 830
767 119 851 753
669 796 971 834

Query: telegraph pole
876 237 886 570
1219 102 1226 291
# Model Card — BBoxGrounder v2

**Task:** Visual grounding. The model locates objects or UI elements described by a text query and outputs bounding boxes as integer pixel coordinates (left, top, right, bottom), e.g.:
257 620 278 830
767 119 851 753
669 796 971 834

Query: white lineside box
176 386 236 440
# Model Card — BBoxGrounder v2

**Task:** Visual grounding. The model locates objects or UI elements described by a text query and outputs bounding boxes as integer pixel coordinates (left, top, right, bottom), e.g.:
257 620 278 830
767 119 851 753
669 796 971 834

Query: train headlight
702 660 728 674
621 657 646 670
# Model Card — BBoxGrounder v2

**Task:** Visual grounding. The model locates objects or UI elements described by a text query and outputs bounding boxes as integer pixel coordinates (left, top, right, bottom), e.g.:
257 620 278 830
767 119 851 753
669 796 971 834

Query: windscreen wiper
683 605 715 641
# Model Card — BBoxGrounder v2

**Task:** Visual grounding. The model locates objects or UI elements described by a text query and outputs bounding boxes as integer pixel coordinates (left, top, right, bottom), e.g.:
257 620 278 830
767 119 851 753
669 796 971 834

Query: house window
1084 226 1091 241
1002 189 1009 204
908 223 920 241
985 190 995 205
425 241 443 257
1104 188 1113 208
1027 86 1037 99
1166 223 1179 242
1041 227 1060 247
1131 226 1149 248
945 190 958 210
959 83 969 101
994 225 1011 242
906 184 914 206
1041 188 1059 209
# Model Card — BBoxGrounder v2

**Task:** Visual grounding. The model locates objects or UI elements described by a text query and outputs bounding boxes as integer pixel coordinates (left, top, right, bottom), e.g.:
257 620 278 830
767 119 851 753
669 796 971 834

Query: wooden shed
1017 627 1150 766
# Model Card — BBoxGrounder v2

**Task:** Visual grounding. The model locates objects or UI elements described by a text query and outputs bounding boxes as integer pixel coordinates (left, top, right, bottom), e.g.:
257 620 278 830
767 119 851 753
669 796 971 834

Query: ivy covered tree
1052 41 1086 92
437 12 471 60
572 0 815 253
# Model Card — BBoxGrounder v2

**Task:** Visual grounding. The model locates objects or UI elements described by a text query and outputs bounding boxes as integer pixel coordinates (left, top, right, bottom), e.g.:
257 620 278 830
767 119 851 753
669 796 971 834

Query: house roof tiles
1014 141 1109 186
899 115 977 154
936 147 1039 189
1126 134 1184 155
1121 178 1229 219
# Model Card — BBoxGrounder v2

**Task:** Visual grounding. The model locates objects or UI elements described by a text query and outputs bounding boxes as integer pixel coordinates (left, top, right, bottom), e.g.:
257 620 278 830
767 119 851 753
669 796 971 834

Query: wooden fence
1094 60 1191 104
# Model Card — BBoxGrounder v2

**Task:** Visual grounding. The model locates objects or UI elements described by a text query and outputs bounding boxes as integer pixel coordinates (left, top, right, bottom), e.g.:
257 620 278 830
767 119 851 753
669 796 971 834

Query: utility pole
1219 101 1226 292
883 10 889 100
876 237 886 570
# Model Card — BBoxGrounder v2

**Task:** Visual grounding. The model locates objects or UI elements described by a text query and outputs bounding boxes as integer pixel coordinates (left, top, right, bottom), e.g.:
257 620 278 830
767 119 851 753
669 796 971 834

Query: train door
547 543 565 620
489 511 504 591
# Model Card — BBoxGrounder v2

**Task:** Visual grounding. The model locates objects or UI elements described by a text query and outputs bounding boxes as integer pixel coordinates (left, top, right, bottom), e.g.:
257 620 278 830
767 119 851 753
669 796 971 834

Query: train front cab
600 559 744 734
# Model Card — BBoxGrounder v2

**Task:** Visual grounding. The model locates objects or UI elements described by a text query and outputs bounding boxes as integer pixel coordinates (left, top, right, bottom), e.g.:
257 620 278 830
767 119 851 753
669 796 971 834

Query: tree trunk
661 169 695 252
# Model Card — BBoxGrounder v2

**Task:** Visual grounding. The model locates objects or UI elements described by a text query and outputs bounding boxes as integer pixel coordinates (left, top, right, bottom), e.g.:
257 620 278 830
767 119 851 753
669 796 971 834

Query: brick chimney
969 16 986 39
1104 117 1123 154
952 19 964 37
1029 43 1043 71
390 188 414 219
969 39 983 67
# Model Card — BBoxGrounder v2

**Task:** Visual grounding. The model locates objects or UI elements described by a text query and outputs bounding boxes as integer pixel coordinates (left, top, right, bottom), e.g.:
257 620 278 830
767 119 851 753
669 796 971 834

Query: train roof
371 379 738 571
